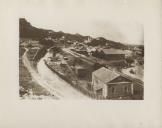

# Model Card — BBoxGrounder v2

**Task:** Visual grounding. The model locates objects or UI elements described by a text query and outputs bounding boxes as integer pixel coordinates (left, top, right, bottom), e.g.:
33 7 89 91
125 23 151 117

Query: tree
39 38 55 48
126 57 134 66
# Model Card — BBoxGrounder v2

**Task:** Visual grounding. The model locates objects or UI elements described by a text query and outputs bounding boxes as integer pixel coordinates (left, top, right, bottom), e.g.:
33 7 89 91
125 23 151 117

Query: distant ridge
19 18 143 49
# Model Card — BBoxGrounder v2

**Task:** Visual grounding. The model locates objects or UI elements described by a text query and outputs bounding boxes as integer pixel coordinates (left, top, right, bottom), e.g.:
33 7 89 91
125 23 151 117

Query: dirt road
23 50 89 99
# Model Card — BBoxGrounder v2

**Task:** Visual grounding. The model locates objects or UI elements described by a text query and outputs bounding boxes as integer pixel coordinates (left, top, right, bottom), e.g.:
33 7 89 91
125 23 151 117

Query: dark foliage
19 18 49 40
39 38 55 48
34 47 47 62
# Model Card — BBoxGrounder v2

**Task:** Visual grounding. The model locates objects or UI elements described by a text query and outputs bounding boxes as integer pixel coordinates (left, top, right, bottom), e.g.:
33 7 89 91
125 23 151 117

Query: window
112 87 115 94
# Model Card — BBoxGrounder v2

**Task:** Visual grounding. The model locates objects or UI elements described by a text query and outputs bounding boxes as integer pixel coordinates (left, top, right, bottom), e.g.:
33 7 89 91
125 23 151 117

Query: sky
19 0 144 45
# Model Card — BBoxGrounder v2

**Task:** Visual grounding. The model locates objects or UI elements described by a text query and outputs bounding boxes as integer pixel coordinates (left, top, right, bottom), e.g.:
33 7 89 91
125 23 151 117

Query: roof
93 67 120 83
102 48 125 55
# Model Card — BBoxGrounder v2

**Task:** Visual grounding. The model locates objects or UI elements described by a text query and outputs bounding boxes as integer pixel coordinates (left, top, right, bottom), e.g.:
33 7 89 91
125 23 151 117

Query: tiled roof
93 67 120 83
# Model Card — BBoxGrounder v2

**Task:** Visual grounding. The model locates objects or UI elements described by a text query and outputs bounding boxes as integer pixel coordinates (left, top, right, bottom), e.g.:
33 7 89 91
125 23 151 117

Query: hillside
19 18 143 49
19 18 88 41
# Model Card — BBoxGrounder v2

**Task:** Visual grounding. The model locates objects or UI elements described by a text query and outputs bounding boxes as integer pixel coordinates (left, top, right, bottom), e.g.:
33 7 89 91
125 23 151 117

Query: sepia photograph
19 18 144 100
1 0 162 128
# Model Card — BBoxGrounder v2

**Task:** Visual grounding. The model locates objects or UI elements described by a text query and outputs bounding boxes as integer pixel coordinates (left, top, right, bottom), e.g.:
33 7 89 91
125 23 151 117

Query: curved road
22 49 89 99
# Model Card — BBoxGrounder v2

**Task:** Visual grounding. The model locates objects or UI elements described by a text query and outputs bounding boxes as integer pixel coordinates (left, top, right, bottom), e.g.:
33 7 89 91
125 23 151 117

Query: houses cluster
69 46 143 99
74 65 143 99
46 38 143 99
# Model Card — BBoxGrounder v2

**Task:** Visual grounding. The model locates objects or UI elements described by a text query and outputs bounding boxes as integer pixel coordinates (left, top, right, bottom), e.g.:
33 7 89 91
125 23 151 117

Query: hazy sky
19 0 144 45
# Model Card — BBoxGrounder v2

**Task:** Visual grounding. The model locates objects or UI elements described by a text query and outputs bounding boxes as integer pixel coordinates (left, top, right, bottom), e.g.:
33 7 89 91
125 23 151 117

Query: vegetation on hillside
19 18 143 50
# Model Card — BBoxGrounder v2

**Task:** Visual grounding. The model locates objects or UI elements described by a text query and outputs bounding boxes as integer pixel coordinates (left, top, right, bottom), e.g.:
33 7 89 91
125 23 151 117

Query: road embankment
23 49 89 99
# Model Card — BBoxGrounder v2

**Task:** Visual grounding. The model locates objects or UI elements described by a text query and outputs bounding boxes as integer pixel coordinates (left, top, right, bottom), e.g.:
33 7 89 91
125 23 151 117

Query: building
92 67 133 99
101 48 125 61
75 65 88 78
91 48 125 61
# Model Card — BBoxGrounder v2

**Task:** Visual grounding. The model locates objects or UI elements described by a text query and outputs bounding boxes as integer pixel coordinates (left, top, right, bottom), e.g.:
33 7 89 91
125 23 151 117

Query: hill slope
19 18 143 49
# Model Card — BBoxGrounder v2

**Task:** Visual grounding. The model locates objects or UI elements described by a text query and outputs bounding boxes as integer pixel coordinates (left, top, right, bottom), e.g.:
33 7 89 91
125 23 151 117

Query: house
87 47 97 56
101 48 125 61
92 67 133 99
91 48 125 61
75 65 88 78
